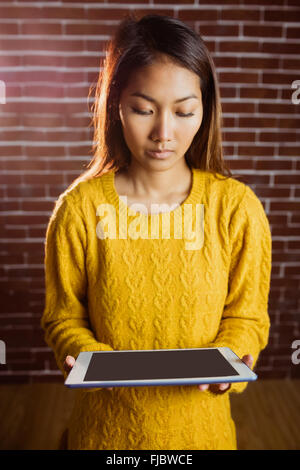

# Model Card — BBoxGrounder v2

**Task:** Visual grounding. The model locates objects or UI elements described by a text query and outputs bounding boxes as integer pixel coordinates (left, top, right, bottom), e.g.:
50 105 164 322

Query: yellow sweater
41 167 272 450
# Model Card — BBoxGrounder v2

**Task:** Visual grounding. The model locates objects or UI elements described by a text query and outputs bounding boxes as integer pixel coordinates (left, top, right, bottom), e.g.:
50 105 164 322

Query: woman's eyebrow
130 92 199 104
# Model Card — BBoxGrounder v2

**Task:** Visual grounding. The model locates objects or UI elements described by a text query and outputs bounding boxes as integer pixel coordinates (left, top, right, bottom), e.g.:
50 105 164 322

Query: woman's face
118 57 203 171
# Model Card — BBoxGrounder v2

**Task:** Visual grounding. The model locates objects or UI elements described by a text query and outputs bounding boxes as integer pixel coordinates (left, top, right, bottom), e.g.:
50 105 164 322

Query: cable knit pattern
41 167 272 450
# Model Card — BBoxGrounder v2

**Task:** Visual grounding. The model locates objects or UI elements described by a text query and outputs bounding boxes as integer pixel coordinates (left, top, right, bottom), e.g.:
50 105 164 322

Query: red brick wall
0 1 299 383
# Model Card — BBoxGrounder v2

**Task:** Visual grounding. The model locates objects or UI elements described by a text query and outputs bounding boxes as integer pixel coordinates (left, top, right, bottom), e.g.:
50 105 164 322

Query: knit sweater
41 167 272 450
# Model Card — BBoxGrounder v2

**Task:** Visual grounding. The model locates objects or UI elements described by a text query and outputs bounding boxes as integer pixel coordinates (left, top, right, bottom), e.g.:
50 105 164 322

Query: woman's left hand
198 354 254 393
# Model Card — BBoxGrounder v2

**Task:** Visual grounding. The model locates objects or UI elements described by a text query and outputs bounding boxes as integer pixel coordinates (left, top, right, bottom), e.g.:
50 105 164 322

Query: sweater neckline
101 166 206 219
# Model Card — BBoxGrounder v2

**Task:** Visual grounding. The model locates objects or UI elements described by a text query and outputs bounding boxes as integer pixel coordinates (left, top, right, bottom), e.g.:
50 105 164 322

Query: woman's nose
150 113 174 142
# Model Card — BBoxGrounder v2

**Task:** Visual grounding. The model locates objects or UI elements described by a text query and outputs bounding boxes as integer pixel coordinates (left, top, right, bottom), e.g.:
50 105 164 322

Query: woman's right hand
63 355 113 391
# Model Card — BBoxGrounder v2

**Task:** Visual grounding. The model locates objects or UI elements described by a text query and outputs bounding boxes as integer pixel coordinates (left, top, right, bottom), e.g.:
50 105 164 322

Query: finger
68 356 75 365
218 383 230 391
64 355 75 371
198 384 209 391
242 354 253 368
209 382 231 394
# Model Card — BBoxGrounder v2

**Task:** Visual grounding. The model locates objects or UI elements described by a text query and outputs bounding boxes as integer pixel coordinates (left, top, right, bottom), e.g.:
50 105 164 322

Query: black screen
83 349 239 382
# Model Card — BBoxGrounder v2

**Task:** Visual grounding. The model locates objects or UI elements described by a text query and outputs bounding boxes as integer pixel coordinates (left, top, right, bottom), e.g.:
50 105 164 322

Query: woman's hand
63 354 76 373
63 355 113 390
198 354 254 393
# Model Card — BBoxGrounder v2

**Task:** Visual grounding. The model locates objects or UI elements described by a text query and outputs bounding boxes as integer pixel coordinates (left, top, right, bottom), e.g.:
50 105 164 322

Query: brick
254 187 290 198
41 7 85 20
0 160 47 171
274 174 300 185
282 58 300 70
0 22 18 34
65 23 114 36
179 10 219 22
258 102 298 114
220 42 260 54
278 146 299 157
22 115 64 128
223 132 256 142
221 9 260 21
271 227 300 237
222 102 255 113
243 25 282 38
227 159 254 170
262 42 300 54
23 174 64 185
6 186 46 198
240 58 279 71
285 266 300 276
256 160 293 170
0 228 27 238
264 9 300 22
20 22 62 35
0 200 20 211
199 25 239 37
238 146 274 157
260 132 297 142
0 7 41 19
26 146 66 158
23 55 64 67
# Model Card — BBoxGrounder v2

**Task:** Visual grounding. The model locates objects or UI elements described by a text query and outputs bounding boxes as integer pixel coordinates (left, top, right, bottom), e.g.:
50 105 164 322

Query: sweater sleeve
41 193 113 381
208 185 272 394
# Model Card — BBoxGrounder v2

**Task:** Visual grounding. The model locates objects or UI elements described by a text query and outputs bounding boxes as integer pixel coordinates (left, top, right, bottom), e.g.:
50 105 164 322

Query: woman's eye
132 108 150 116
131 108 194 118
177 112 195 117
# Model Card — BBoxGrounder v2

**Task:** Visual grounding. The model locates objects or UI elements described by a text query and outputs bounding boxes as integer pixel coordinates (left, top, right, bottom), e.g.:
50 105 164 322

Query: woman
41 13 272 450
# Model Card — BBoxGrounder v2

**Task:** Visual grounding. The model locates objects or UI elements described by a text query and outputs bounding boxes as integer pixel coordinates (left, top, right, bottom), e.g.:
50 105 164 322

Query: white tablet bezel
64 347 257 388
65 347 257 388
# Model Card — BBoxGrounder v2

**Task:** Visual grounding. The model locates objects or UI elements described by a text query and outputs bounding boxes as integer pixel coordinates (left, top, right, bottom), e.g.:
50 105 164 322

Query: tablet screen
83 349 239 382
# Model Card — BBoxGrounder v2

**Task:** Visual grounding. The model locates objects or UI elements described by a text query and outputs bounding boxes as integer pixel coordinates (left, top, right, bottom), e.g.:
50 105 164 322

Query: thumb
64 355 75 371
242 354 253 369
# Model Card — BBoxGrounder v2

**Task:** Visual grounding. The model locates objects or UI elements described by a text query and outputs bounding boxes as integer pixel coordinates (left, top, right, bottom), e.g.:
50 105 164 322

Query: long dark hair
69 13 242 189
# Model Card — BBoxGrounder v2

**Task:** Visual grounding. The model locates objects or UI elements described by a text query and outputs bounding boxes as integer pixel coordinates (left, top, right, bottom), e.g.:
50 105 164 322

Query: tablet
64 347 257 389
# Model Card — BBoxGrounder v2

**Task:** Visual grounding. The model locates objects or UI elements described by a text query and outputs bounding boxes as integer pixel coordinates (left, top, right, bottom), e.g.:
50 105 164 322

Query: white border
64 347 257 389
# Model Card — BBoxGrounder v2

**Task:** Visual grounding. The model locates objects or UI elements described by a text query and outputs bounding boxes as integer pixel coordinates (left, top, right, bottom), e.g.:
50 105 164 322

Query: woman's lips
146 150 174 159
